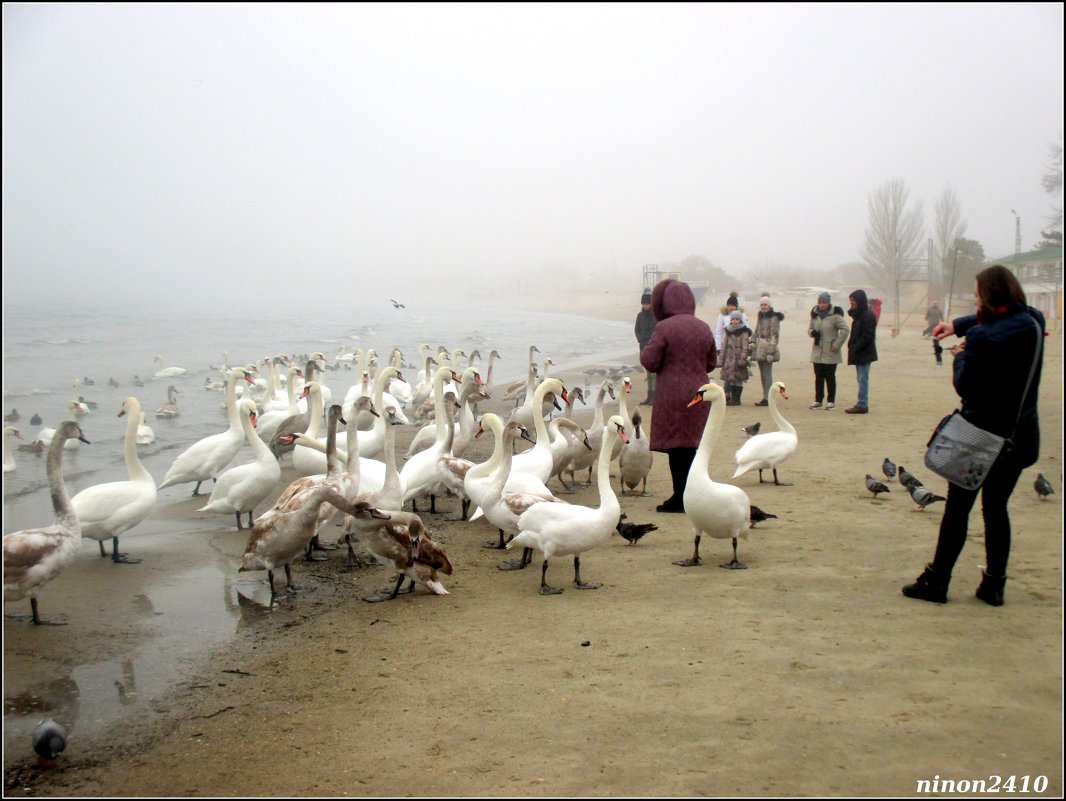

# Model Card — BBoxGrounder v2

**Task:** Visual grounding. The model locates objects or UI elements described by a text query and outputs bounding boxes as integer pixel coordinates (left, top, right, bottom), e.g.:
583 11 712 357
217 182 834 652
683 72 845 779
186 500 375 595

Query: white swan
197 398 282 529
400 365 457 510
36 425 83 451
547 417 590 493
618 409 653 496
405 367 484 459
506 414 629 594
157 368 254 496
136 412 155 446
255 365 303 443
677 383 752 569
478 418 567 556
3 425 22 472
509 377 569 484
567 379 615 486
3 421 89 624
153 355 188 378
155 385 180 418
71 397 157 564
733 381 797 486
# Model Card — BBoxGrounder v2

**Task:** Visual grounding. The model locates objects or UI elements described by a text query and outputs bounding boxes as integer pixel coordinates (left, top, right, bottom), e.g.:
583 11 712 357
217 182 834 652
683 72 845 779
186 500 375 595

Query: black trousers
931 451 1025 578
666 447 697 503
812 363 838 404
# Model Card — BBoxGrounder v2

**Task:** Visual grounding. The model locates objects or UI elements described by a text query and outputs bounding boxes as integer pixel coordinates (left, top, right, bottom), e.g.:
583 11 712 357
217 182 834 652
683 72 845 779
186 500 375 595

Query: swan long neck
485 352 497 385
244 409 273 464
467 418 504 480
769 391 795 435
324 410 341 477
592 387 607 428
123 399 152 483
486 430 516 500
305 385 323 437
46 430 78 531
595 425 620 516
344 413 361 486
693 396 725 475
286 369 299 411
530 381 553 444
432 369 450 446
225 370 242 431
381 419 401 497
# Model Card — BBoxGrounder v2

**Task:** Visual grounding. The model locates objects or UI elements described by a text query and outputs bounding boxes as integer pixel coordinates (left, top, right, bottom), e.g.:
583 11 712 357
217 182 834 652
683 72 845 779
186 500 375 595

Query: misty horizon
3 3 1062 311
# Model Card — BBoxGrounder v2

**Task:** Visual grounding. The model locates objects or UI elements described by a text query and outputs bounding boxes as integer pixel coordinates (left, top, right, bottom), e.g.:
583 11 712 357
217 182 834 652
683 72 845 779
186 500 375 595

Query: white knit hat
759 295 771 306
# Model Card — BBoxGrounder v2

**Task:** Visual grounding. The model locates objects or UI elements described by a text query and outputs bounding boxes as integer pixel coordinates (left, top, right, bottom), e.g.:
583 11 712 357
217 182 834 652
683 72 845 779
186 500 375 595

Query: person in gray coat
750 295 784 406
807 291 849 409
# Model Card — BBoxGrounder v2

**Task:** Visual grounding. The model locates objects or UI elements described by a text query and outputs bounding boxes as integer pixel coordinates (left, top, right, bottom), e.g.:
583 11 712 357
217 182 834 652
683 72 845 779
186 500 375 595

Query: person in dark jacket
639 279 717 513
903 265 1045 607
634 289 658 405
845 289 878 413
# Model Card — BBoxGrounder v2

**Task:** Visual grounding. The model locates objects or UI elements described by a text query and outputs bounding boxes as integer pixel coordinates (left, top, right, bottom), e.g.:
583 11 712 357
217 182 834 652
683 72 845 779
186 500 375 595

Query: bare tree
860 178 926 291
931 186 967 295
1039 139 1063 247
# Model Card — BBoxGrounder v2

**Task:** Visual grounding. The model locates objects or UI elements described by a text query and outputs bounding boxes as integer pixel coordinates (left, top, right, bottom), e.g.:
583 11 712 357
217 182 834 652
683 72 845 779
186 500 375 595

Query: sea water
2 299 635 526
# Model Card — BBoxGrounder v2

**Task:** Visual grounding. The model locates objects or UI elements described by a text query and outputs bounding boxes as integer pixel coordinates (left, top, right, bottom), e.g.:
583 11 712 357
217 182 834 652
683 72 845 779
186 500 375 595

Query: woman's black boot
902 564 949 604
975 570 1006 606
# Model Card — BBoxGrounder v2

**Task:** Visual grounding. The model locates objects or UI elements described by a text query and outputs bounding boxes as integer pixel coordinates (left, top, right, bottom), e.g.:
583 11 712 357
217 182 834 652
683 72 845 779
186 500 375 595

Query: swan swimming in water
153 355 187 379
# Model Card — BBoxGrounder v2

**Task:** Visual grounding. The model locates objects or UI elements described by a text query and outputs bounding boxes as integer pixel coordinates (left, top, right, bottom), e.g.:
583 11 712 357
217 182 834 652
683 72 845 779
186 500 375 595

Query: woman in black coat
903 265 1045 607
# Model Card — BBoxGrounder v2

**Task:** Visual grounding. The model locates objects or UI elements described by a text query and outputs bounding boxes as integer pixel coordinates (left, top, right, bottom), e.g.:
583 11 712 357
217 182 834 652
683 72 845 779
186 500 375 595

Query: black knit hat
725 294 739 308
641 290 652 304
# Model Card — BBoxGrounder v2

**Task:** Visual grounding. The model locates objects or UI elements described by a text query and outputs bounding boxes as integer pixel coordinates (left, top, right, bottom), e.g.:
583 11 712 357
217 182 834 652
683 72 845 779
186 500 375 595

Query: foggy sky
2 3 1063 310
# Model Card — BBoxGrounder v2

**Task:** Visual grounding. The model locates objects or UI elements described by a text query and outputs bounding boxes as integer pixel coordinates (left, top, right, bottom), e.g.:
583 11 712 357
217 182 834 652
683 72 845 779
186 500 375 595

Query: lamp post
1011 209 1021 254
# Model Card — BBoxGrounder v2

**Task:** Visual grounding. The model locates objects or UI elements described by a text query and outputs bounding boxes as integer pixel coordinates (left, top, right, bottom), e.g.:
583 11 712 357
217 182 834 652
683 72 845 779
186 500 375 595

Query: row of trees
861 140 1063 298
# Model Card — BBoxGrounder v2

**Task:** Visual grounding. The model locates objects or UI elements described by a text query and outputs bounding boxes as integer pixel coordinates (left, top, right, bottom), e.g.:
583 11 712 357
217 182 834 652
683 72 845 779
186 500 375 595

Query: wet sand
3 290 1062 797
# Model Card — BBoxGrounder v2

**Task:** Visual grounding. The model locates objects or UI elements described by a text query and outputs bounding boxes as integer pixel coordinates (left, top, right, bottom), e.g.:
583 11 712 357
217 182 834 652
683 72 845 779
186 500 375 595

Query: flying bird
865 474 891 498
742 421 761 437
909 484 946 510
882 458 897 478
898 465 923 491
749 505 777 528
616 514 657 545
32 719 67 767
1034 473 1054 500
389 299 406 309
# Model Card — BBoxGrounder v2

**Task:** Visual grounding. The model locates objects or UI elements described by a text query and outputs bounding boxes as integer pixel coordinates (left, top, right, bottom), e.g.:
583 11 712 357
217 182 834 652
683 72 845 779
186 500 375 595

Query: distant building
992 245 1062 326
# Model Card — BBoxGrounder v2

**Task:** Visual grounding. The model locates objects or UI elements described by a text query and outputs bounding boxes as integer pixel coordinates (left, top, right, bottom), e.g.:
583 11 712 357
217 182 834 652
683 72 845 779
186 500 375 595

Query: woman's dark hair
975 264 1026 311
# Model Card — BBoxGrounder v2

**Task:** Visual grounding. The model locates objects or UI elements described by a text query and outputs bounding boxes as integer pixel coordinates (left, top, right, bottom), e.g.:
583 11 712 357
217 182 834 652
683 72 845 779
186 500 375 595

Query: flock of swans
2 341 800 623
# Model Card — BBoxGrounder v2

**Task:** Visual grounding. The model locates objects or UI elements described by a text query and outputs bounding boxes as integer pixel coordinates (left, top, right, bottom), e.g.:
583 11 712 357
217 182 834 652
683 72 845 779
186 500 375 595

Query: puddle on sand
2 558 256 771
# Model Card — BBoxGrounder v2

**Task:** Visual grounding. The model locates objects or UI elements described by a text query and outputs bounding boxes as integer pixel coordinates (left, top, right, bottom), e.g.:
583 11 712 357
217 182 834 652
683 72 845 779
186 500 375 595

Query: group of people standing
633 265 1044 609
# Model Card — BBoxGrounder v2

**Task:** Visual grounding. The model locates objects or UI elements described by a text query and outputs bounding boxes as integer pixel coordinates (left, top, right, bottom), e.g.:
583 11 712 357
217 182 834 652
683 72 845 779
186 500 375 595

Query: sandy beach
3 287 1062 798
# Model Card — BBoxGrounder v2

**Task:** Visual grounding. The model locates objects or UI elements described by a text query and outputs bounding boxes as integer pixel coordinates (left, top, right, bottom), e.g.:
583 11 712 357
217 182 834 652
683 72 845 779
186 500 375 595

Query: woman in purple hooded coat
639 279 717 513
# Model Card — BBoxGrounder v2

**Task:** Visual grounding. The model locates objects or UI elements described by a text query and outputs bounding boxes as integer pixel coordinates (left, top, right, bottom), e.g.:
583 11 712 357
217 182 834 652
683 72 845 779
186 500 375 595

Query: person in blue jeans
845 289 877 413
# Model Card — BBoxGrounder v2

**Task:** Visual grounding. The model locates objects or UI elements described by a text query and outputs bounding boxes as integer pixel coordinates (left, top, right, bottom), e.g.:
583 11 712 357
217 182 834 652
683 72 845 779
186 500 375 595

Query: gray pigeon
882 458 897 478
865 474 891 498
1034 473 1054 500
32 719 67 766
742 421 761 438
909 484 946 510
898 465 923 491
